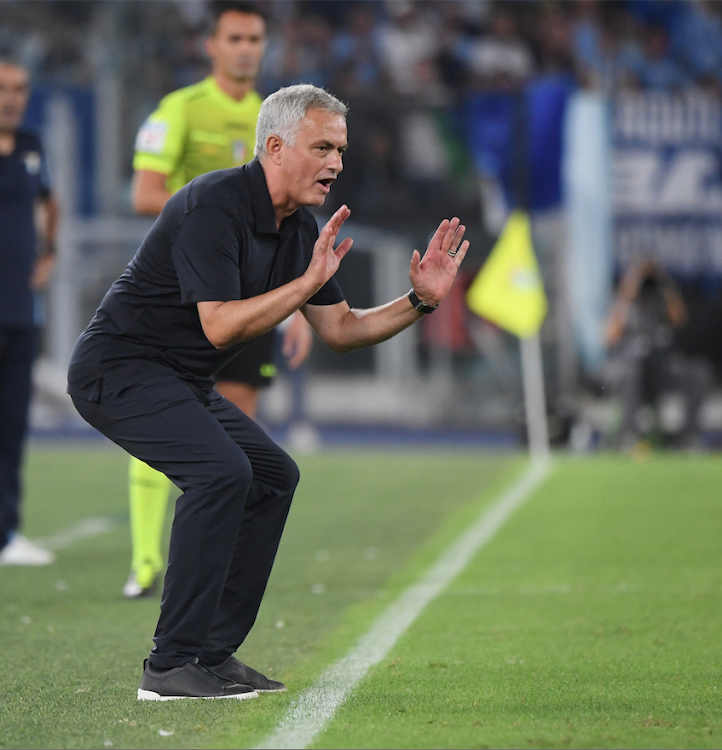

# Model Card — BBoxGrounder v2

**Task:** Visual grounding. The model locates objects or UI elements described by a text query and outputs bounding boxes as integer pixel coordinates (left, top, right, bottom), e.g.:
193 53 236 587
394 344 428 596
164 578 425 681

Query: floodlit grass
2 448 721 748
0 444 517 749
317 455 722 749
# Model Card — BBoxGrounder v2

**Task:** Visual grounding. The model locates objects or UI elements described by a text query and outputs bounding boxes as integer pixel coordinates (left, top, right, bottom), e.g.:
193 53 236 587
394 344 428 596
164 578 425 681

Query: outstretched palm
306 205 353 291
409 218 469 305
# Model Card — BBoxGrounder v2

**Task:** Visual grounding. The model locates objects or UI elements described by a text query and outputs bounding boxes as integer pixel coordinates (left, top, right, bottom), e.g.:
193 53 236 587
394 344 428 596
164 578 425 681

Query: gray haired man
68 84 469 700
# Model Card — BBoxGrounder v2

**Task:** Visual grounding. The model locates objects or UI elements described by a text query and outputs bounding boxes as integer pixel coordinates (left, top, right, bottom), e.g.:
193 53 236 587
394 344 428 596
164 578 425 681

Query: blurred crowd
5 0 722 230
6 0 722 97
4 0 722 446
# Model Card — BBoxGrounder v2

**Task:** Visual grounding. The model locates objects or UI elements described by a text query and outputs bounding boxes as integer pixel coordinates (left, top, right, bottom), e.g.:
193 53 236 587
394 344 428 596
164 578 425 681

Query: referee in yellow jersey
124 0 313 598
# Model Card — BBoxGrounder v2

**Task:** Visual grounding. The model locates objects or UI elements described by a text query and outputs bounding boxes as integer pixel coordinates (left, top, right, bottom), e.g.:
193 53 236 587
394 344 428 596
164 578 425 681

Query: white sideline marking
257 457 552 750
36 516 117 551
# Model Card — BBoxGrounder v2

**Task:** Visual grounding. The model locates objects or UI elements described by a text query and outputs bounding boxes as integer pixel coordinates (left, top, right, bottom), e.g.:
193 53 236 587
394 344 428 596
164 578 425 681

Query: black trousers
0 327 37 549
71 373 299 669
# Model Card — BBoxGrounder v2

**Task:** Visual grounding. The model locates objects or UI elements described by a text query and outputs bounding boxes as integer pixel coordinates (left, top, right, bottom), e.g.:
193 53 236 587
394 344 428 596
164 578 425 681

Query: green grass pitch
0 445 720 749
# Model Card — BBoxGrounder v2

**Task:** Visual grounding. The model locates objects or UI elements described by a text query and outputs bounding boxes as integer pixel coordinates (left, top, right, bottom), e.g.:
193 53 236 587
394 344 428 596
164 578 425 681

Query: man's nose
329 151 343 173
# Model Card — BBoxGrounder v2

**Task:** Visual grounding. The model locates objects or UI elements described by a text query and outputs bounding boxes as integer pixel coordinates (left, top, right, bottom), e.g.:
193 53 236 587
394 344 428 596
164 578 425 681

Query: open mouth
317 178 334 193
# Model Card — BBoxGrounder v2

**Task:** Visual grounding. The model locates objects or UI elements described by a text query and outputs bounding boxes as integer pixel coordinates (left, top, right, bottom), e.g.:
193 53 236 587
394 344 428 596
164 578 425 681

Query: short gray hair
254 84 348 157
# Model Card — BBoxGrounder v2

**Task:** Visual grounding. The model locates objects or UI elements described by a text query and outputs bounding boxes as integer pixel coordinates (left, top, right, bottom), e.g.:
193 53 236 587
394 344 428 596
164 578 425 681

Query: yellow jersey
133 76 262 194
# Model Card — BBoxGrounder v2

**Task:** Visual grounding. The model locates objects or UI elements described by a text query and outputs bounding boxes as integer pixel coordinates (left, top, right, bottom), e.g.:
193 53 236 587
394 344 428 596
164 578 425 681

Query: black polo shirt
67 159 344 400
0 130 52 328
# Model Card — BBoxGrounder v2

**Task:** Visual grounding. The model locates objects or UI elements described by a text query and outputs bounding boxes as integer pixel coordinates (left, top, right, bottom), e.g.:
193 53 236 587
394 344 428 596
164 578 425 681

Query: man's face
0 64 29 132
206 11 266 83
279 108 347 207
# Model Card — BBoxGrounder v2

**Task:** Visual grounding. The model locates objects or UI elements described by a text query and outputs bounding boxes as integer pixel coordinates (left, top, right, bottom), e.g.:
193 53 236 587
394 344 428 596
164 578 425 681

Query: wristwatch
408 288 438 314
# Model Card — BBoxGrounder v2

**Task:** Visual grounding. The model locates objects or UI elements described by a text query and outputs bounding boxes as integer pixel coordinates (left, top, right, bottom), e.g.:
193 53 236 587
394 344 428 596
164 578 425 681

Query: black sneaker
137 658 258 701
203 656 286 692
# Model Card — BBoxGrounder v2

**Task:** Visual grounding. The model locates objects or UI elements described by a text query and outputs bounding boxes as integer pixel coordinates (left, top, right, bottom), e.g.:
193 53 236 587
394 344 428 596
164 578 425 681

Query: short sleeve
133 95 186 176
307 277 345 306
171 206 241 304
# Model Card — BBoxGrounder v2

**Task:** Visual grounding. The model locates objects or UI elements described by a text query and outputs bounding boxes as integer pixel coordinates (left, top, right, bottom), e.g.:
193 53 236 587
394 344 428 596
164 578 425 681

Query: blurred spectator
627 24 689 91
673 0 722 90
604 260 713 450
536 5 574 75
329 3 384 96
572 1 623 92
261 14 332 91
378 0 441 97
466 6 534 90
327 120 411 226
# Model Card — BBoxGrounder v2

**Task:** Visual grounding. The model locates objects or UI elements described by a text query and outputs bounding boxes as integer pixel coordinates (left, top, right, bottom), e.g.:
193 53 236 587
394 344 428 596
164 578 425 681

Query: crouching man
67 84 469 700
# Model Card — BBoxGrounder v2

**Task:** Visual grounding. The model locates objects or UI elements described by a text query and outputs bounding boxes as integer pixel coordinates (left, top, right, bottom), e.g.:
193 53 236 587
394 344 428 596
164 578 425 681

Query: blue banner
612 93 722 276
464 73 575 213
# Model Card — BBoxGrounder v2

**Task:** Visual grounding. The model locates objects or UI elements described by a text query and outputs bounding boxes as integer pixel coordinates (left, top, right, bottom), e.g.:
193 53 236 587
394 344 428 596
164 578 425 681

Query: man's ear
266 135 283 165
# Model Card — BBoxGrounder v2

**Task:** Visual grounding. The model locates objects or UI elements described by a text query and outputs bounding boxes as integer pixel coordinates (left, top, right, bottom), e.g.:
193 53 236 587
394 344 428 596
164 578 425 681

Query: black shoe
137 658 258 701
203 656 286 692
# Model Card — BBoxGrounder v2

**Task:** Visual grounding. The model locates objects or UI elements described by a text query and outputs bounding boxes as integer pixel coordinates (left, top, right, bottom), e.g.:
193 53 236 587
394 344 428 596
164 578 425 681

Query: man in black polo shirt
68 84 469 701
0 59 58 567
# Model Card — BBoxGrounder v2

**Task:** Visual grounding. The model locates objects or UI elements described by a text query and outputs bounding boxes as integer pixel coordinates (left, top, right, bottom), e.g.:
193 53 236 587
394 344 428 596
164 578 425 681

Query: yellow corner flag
466 210 547 338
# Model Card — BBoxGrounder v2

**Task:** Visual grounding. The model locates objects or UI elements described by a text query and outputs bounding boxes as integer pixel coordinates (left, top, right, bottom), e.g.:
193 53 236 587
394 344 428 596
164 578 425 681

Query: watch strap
408 288 438 314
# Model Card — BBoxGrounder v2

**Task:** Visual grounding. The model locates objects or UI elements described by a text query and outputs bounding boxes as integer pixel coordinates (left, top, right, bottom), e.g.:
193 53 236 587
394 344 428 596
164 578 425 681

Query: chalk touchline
256 457 552 750
35 516 117 551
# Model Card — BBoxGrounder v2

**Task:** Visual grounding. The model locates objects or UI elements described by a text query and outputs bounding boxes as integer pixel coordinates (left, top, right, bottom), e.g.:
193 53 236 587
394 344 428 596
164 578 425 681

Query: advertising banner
613 93 722 275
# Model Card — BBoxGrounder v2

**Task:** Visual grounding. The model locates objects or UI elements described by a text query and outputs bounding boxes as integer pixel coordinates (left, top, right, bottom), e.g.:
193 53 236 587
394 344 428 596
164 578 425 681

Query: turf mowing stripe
256 457 552 750
35 516 117 550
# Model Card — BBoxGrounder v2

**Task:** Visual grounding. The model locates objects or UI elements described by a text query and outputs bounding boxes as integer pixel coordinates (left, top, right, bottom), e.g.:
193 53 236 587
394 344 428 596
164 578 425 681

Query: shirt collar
246 159 279 235
204 75 257 110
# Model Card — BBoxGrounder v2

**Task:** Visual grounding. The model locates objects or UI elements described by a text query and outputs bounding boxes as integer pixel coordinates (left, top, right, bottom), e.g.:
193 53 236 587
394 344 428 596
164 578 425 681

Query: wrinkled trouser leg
72 376 298 668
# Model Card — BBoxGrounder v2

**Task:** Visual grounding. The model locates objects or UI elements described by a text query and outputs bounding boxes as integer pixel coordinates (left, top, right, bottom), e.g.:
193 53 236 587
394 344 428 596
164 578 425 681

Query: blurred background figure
604 261 713 450
0 58 57 565
629 24 689 90
466 6 534 90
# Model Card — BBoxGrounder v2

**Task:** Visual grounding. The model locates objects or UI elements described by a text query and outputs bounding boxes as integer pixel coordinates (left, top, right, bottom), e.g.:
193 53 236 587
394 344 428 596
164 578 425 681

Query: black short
215 330 277 388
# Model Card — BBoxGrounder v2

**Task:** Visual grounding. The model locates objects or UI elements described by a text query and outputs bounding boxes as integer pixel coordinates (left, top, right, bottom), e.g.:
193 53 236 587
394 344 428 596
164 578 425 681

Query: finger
287 335 311 370
329 203 350 222
440 217 462 253
448 224 467 256
453 239 470 267
425 219 450 256
334 237 353 262
321 205 351 242
409 248 421 274
328 204 351 231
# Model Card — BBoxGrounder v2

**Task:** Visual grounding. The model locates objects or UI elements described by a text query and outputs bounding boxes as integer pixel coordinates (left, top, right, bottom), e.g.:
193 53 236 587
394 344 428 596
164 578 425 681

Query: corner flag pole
465 210 550 461
520 334 550 460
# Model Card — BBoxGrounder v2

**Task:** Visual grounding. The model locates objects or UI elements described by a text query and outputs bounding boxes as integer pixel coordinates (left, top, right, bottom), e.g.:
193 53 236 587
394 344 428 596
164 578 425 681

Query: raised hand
304 204 353 292
409 217 469 306
282 310 314 370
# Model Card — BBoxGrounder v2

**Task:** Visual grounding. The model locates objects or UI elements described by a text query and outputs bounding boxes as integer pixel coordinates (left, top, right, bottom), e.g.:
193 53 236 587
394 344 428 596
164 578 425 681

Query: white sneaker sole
137 688 258 701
